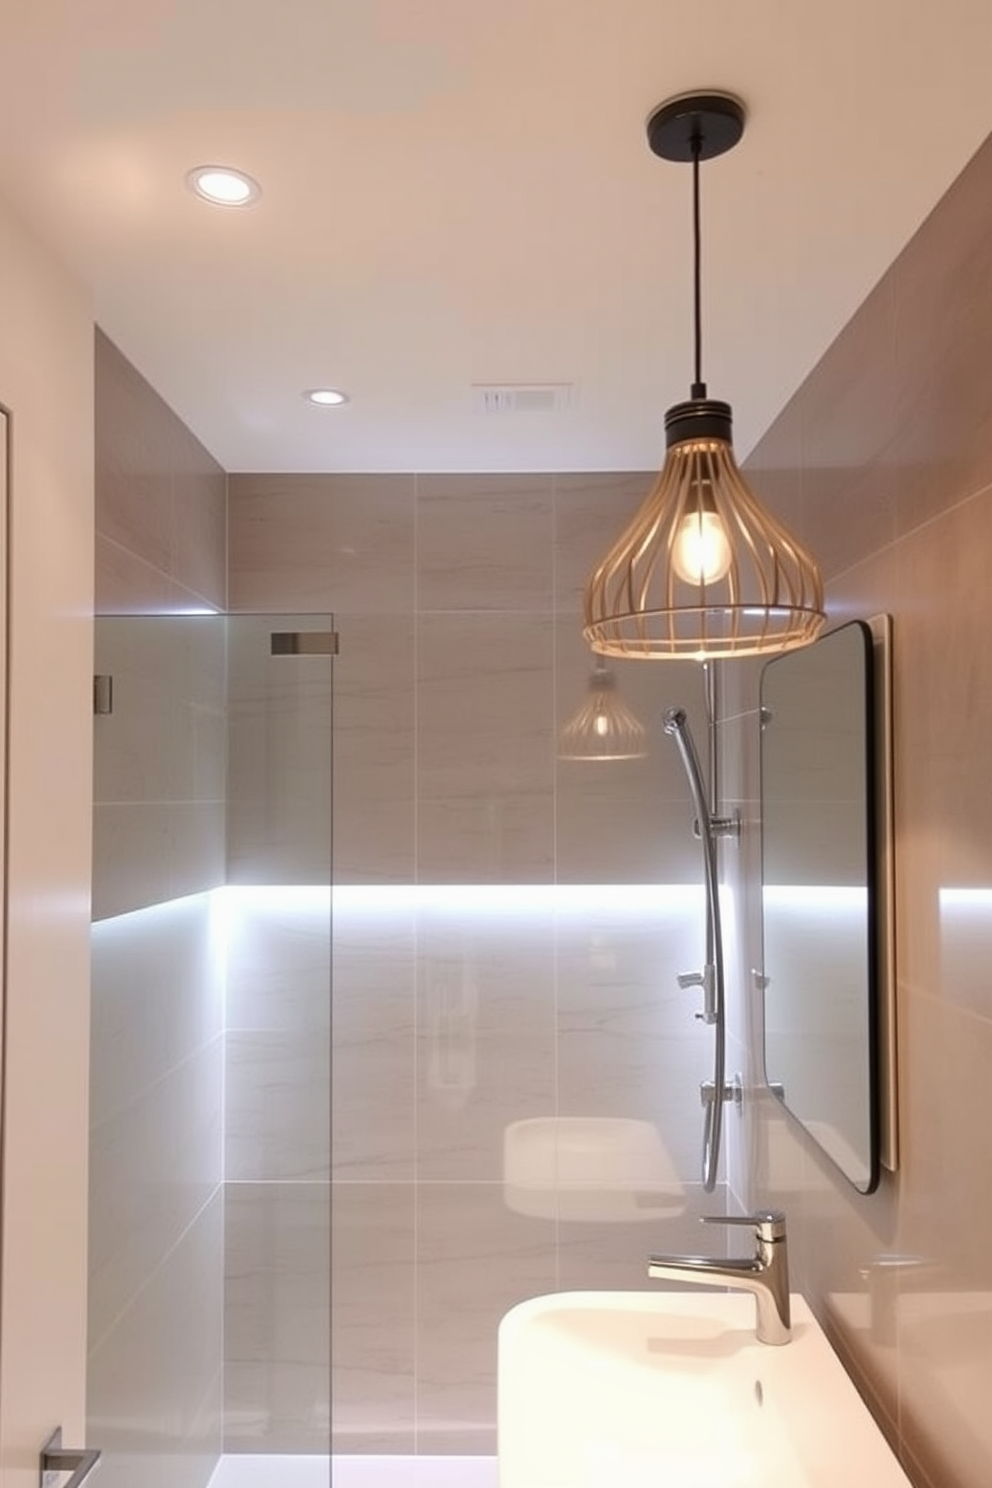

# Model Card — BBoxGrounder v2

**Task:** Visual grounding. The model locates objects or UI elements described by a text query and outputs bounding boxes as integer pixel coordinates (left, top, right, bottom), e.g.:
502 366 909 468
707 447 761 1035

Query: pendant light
583 92 825 660
558 657 648 761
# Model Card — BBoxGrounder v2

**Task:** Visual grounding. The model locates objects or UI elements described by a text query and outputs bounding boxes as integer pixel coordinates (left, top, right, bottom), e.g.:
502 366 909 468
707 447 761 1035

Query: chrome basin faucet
648 1210 791 1345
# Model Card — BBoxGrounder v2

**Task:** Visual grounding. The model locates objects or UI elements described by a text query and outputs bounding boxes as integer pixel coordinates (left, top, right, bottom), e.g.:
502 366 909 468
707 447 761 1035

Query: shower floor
209 1456 498 1488
331 1460 498 1487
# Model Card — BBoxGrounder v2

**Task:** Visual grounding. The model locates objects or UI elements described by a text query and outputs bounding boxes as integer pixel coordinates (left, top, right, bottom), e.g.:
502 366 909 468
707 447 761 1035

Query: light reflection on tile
415 918 555 1181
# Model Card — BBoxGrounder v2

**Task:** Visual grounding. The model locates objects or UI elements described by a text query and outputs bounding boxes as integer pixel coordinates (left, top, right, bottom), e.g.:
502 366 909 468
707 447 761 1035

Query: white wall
0 197 94 1482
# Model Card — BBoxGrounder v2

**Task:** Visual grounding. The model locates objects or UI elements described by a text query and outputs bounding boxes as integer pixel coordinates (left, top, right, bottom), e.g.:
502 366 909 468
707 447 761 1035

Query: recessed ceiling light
186 165 261 207
304 388 349 407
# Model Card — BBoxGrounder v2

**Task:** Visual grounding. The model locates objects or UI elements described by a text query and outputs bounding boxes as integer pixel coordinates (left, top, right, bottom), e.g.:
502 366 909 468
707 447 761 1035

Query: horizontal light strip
95 884 707 934
762 886 866 912
939 888 992 908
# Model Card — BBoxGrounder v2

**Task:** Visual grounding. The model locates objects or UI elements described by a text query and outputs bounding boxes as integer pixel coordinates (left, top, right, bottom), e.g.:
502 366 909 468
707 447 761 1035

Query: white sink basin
498 1290 911 1487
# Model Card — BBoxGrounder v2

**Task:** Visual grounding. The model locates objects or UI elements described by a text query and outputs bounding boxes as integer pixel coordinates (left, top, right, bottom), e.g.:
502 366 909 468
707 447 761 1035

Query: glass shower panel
88 612 333 1488
222 614 333 1460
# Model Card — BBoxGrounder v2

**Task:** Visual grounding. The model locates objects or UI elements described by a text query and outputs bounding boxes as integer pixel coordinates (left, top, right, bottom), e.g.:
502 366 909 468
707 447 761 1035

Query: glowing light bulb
672 509 732 585
594 711 609 737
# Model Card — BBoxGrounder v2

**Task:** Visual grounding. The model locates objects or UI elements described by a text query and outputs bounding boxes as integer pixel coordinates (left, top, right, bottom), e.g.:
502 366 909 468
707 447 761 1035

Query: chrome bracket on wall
693 808 740 841
270 631 339 655
92 674 113 715
700 1072 744 1110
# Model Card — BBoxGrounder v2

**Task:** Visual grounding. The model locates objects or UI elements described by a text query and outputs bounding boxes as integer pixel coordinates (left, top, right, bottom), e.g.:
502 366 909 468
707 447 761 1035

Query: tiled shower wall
227 472 720 1453
719 130 992 1488
90 332 228 1488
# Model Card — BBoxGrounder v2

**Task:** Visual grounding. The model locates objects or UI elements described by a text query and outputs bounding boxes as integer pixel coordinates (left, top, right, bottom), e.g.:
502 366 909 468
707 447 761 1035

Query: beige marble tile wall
228 468 721 1454
93 331 228 918
90 335 229 1488
95 329 227 616
717 129 992 1488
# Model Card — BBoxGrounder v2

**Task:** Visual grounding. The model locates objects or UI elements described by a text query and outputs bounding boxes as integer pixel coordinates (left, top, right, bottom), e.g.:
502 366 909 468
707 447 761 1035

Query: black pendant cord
690 132 706 401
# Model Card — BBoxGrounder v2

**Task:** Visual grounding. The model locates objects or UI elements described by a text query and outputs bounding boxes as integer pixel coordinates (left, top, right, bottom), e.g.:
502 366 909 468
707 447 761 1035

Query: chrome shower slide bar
663 706 726 1192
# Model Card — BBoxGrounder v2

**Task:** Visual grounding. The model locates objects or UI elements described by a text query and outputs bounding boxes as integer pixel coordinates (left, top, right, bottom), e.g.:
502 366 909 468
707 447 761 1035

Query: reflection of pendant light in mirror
558 658 648 761
583 92 825 661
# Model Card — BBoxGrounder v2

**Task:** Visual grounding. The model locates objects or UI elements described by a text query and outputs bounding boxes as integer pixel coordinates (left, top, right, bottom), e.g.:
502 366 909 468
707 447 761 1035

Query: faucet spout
648 1211 791 1345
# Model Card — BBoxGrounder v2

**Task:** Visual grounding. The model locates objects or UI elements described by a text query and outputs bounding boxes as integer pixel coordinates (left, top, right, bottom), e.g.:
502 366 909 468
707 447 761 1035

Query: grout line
87 1182 224 1359
88 1026 224 1137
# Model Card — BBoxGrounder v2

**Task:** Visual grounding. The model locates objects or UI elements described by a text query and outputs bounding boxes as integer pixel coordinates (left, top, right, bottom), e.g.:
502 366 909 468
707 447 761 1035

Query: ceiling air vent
472 382 575 413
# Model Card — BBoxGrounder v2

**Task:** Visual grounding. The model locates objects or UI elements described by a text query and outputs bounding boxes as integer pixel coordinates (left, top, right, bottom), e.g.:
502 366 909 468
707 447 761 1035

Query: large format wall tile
172 417 229 608
332 906 415 1181
95 329 226 612
225 1183 331 1454
225 614 334 884
417 474 553 612
890 135 992 537
417 613 555 881
89 1037 223 1347
415 913 555 1182
416 1183 555 1456
227 474 415 615
95 534 194 615
333 615 416 884
330 1183 416 1455
226 1031 330 1182
88 1192 223 1488
96 332 174 575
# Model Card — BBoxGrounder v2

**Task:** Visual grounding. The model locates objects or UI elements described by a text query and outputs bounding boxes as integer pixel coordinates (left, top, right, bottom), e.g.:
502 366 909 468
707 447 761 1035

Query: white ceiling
0 1 991 474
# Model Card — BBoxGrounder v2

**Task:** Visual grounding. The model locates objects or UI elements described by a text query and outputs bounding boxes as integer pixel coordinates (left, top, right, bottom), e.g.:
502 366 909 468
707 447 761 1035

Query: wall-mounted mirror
760 617 896 1194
